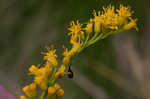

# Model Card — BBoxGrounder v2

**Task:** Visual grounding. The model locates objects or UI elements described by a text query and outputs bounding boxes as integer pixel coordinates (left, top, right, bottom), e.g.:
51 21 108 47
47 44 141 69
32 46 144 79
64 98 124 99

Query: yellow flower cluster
92 5 138 32
66 4 138 53
20 47 58 99
48 83 64 98
20 83 37 99
29 64 52 90
20 4 138 99
42 46 58 67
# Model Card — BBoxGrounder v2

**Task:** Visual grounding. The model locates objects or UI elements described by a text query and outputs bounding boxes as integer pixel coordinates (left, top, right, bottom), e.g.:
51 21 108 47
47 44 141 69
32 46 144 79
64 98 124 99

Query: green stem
49 68 57 85
77 34 89 53
78 29 124 53
88 32 99 43
86 33 103 47
87 29 123 47
83 34 90 47
40 91 46 99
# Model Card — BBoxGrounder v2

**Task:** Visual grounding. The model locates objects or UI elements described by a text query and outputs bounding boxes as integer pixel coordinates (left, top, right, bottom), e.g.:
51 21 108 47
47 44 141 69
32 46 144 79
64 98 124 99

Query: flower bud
48 87 56 97
94 22 101 33
22 83 37 98
123 19 138 31
57 89 64 97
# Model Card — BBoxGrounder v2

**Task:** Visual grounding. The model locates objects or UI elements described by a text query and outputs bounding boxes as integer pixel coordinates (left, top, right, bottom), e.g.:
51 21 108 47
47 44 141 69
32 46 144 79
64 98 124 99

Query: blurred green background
0 0 150 99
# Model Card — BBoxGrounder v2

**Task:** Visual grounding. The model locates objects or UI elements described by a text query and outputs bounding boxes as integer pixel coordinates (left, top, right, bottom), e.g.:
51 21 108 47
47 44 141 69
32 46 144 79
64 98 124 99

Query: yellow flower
101 5 118 30
62 40 81 65
33 67 49 90
42 47 58 67
29 65 38 75
117 5 132 17
85 19 93 34
45 61 53 75
68 20 84 36
35 76 48 90
62 48 71 65
68 21 84 43
20 96 27 99
48 86 56 97
22 83 37 98
123 18 138 31
63 56 71 65
56 89 64 97
93 5 119 31
59 65 66 74
55 65 66 78
93 11 103 33
94 22 101 33
62 41 81 65
93 10 103 23
29 65 52 90
55 72 61 79
117 5 132 25
70 41 81 55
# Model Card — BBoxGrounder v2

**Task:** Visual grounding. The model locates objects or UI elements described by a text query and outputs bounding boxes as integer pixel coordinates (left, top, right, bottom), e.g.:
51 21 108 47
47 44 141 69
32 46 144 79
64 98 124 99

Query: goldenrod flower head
92 5 119 31
63 47 69 57
102 5 116 18
56 89 64 97
55 65 66 78
102 5 118 30
94 16 103 23
59 65 66 73
117 5 132 17
68 21 83 36
22 83 37 98
71 40 81 50
62 56 71 65
35 67 47 75
62 41 81 65
68 21 84 43
48 86 56 97
33 67 49 90
93 11 103 32
19 96 27 99
68 42 81 56
45 61 53 75
62 47 71 65
93 10 102 22
42 46 58 67
117 5 132 25
85 19 93 34
29 65 38 75
55 72 61 79
94 22 101 33
123 18 138 31
35 77 48 90
29 65 51 90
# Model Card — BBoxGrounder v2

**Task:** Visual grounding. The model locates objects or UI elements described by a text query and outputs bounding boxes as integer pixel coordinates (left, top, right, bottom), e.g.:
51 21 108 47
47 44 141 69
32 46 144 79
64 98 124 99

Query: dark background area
0 0 150 99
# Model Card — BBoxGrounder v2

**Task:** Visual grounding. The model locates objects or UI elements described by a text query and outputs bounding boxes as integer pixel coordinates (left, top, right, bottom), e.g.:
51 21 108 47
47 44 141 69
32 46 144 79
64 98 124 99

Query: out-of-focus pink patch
0 85 17 99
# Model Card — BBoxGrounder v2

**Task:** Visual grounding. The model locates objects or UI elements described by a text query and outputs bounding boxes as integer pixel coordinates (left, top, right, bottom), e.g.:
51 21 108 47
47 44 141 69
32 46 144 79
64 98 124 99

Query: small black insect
67 65 73 78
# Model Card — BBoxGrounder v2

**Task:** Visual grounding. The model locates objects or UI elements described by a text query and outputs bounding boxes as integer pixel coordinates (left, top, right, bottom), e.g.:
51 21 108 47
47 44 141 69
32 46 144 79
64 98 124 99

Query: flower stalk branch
20 4 138 99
